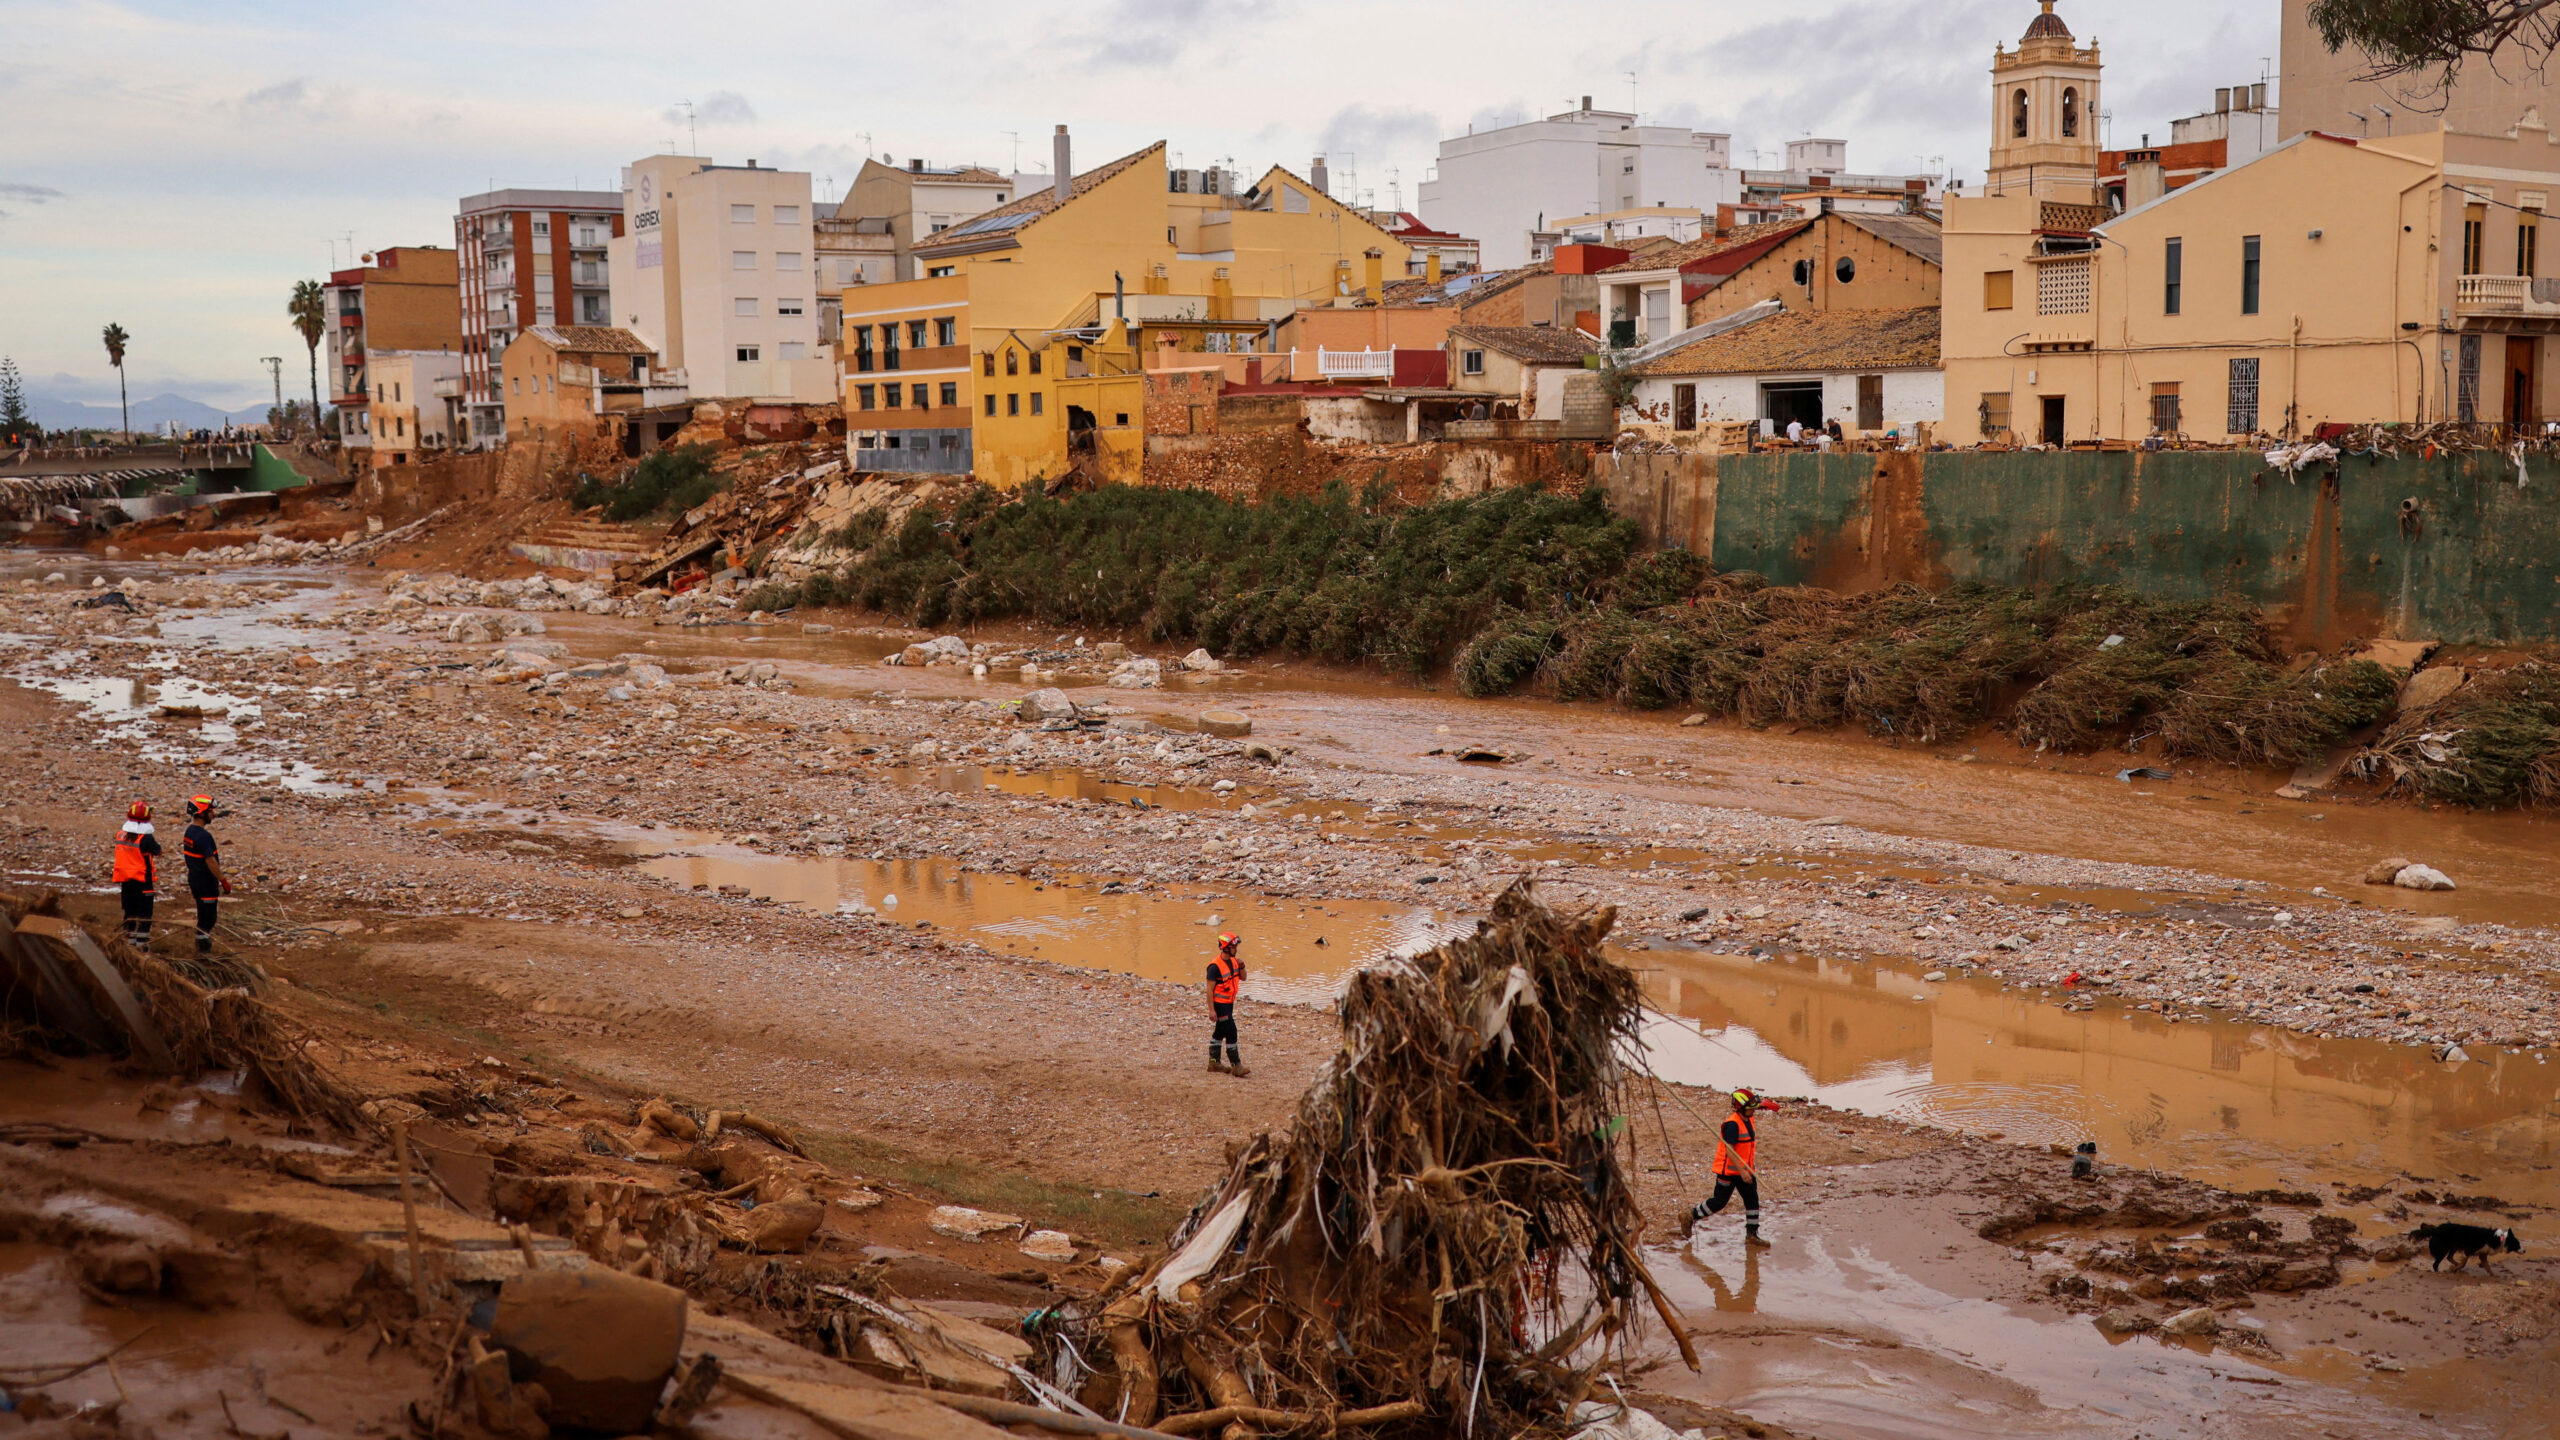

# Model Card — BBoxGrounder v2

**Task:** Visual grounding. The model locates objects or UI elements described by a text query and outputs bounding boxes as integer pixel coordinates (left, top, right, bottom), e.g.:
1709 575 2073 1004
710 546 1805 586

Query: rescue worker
179 795 231 959
1682 1087 1780 1246
112 801 162 944
1205 931 1248 1077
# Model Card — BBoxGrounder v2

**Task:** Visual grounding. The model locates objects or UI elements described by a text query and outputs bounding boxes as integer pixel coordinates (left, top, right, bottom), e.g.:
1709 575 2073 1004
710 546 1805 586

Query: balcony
1317 347 1395 379
2455 273 2560 326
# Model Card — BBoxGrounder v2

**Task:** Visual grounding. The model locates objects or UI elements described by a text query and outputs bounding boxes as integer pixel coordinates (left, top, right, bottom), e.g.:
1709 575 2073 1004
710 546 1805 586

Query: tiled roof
1447 325 1599 364
1597 221 1812 275
1629 305 1939 377
915 142 1165 254
1836 212 1943 266
1372 262 1543 309
526 325 652 355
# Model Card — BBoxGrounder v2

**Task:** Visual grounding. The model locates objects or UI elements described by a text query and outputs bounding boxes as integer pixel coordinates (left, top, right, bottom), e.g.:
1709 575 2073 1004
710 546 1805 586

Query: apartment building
844 128 1408 486
454 188 624 445
320 246 461 451
364 350 466 466
605 155 834 403
1421 100 1739 269
841 157 1015 280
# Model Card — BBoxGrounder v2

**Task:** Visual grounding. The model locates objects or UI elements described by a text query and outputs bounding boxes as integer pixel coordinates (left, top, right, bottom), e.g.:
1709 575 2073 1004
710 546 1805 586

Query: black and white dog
2410 1222 2524 1272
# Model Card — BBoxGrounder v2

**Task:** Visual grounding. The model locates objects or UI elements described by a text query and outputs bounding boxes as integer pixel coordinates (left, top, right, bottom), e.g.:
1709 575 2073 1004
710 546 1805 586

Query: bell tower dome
1987 1 2104 205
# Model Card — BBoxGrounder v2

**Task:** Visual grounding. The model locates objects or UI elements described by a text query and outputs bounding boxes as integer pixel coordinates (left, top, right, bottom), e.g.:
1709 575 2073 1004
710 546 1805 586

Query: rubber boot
1208 1051 1227 1074
1744 1223 1770 1248
1679 1204 1703 1241
1226 1050 1250 1078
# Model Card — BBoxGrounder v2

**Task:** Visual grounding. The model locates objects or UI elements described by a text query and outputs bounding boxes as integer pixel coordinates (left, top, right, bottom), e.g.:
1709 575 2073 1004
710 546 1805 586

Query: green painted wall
1602 448 2560 645
244 444 310 491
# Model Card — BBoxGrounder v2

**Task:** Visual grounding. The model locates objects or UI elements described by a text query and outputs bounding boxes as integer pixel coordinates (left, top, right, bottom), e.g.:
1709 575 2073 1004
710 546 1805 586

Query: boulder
2158 1306 2221 1337
2393 864 2456 891
2096 1308 2154 1335
926 1205 1024 1242
1019 1229 1078 1262
745 1198 827 1253
2363 857 2415 886
1018 688 1080 722
1199 710 1253 738
1179 648 1223 673
490 1267 688 1433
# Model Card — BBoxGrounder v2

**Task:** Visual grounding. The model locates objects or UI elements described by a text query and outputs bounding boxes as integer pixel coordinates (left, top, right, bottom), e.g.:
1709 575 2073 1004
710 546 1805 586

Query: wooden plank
0 920 117 1052
721 1371 1021 1440
15 916 178 1072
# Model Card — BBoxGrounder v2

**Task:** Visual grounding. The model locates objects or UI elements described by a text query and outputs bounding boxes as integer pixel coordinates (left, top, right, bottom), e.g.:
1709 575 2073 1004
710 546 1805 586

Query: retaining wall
1593 447 2560 646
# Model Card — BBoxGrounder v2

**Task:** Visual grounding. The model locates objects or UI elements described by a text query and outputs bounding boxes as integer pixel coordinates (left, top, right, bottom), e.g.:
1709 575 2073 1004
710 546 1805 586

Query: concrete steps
510 516 666 573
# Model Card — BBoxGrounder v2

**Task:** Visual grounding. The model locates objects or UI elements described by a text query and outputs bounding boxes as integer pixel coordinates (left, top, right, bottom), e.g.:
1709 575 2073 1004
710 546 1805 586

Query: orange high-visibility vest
112 833 155 888
1713 1112 1757 1177
1208 953 1243 1005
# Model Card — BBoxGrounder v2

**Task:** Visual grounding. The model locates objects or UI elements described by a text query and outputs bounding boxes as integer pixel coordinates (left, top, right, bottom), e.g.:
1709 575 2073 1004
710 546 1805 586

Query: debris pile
1064 881 1691 1436
2350 652 2560 807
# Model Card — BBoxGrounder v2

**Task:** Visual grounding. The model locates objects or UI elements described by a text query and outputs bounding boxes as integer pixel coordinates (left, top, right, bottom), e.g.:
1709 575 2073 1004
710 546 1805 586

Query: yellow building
837 131 1409 486
1945 2 2560 443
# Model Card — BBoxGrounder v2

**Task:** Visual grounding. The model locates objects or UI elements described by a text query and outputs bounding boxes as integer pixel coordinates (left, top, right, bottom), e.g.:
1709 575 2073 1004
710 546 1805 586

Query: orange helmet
126 800 151 822
1217 932 1240 955
186 795 218 822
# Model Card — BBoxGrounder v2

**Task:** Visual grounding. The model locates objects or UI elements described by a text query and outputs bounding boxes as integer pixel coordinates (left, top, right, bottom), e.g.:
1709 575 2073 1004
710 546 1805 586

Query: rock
1106 658 1162 689
2398 665 2467 713
920 635 969 660
1199 709 1253 738
745 1198 826 1253
2363 856 2415 886
1923 971 1948 982
927 1205 1024 1242
1179 648 1223 673
1093 642 1129 660
1018 688 1079 722
1244 741 1281 763
2097 1308 2155 1335
1808 815 1845 827
1680 713 1708 726
910 739 941 759
490 1266 688 1433
1018 1229 1078 1262
2394 864 2456 891
834 1189 886 1213
2159 1306 2221 1337
1993 934 2030 951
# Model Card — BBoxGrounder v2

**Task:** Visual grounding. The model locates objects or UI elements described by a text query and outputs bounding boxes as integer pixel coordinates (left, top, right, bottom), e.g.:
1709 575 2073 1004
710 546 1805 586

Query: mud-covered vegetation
766 481 2435 774
571 443 726 523
2353 655 2560 807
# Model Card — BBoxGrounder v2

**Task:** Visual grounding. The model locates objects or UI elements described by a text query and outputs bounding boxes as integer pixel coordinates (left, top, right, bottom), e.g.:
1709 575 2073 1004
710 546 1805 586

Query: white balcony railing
2455 273 2560 316
1317 347 1394 379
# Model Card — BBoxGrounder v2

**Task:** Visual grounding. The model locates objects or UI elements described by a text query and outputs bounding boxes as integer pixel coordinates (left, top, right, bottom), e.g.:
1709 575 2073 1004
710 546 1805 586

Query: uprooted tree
2308 0 2560 90
1051 882 1694 1439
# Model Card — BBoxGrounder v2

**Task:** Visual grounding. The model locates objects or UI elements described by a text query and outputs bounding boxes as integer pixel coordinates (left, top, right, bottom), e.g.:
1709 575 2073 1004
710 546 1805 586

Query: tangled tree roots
1059 882 1688 1439
2350 654 2560 807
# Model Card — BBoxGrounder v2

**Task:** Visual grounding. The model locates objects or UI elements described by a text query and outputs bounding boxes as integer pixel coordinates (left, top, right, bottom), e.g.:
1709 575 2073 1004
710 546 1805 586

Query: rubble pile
604 443 849 591
1061 882 1692 1436
887 633 1231 690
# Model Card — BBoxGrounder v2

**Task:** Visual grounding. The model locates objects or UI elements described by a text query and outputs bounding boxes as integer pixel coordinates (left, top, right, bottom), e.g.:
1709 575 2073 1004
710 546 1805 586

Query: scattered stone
2364 856 2415 885
2159 1306 2221 1338
1018 1229 1078 1262
834 1189 886 1213
2097 1308 2155 1335
2394 864 2455 891
1680 713 1708 726
1018 688 1080 722
1198 709 1252 738
926 1205 1024 1241
1179 648 1223 673
2398 665 2467 713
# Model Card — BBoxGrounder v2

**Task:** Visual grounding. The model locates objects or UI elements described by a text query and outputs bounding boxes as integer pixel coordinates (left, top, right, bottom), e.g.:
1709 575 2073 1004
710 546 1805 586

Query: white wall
1421 109 1738 269
1627 368 1943 431
612 156 827 398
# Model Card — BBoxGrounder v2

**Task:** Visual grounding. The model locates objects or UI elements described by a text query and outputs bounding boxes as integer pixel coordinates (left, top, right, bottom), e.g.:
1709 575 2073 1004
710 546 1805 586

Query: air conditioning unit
1169 169 1200 194
1200 167 1227 195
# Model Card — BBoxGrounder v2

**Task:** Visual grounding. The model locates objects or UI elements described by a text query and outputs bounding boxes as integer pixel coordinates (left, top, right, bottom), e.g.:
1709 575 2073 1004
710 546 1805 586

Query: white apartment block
1419 100 1742 268
606 156 834 403
455 188 623 442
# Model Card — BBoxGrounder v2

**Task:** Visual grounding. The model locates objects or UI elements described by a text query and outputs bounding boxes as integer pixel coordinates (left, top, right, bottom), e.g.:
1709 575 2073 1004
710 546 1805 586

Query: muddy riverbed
3 553 2558 1437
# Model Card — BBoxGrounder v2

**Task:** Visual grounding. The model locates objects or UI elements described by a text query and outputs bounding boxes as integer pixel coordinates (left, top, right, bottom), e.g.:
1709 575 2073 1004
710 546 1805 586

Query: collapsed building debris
1057 881 1692 1437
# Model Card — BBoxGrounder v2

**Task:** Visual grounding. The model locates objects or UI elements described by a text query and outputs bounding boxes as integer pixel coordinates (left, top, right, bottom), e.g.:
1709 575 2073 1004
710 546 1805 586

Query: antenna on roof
675 99 697 155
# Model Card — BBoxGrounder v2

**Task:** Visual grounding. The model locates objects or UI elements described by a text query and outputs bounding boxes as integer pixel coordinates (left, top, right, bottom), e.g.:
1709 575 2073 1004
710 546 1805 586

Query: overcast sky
1 0 2279 409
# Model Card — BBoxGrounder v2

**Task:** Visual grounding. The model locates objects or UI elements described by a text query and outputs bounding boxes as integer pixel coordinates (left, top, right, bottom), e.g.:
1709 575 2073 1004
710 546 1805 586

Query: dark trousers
1699 1174 1761 1227
193 895 218 956
119 882 154 943
1210 1002 1239 1062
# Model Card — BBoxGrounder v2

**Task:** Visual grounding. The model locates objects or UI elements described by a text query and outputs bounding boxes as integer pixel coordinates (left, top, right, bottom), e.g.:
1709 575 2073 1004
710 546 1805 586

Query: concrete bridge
0 443 261 480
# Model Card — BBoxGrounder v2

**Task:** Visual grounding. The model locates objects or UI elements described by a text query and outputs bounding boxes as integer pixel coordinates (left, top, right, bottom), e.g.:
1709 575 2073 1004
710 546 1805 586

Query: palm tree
288 280 326 437
101 323 129 436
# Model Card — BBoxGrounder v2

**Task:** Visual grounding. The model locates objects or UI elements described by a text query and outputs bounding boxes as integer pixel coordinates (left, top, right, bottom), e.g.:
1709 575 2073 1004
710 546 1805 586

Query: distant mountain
26 392 276 432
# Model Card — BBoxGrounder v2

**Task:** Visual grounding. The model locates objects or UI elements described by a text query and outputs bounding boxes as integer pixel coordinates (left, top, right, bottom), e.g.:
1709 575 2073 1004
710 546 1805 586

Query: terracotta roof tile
1447 325 1600 364
1629 305 1939 377
1598 221 1811 275
526 325 653 355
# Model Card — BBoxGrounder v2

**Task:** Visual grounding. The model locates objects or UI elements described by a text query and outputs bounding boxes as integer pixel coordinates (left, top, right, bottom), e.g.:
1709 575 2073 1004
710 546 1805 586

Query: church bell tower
1987 1 2104 204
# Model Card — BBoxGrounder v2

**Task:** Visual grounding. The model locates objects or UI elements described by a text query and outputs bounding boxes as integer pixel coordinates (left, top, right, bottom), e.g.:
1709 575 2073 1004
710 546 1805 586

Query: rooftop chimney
1310 155 1330 195
2215 88 2231 113
1053 125 1072 204
2125 146 2167 209
748 158 759 168
2252 81 2269 111
1582 94 1593 112
909 157 923 173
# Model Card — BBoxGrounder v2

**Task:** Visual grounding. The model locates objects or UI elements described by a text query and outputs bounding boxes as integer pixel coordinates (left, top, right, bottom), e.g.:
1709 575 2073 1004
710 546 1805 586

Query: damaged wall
1141 431 1593 503
1593 447 2560 645
352 451 502 524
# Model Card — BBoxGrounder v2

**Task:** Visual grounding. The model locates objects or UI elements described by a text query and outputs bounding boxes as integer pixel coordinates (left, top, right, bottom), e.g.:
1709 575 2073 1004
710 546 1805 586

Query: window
939 382 958 406
532 219 549 236
2522 217 2541 277
511 376 520 396
1978 391 2011 438
854 326 874 372
2464 203 2487 273
1856 374 1883 431
732 204 755 223
778 341 806 360
774 205 801 225
777 298 804 316
935 317 956 346
984 393 997 416
736 345 761 362
2458 335 2481 421
928 265 954 277
1984 270 2014 310
1007 393 1020 416
1005 349 1019 375
1115 413 1128 426
2228 357 2261 433
1835 256 1857 283
907 319 927 347
1462 349 1486 376
2164 238 2183 314
1028 350 1043 374
733 250 757 270
857 384 876 409
778 251 803 271
982 353 996 376
884 383 902 407
881 324 899 370
2241 235 2261 314
2150 381 2182 434
2012 89 2029 139
2061 87 2079 138
1030 393 1044 416
735 296 759 316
